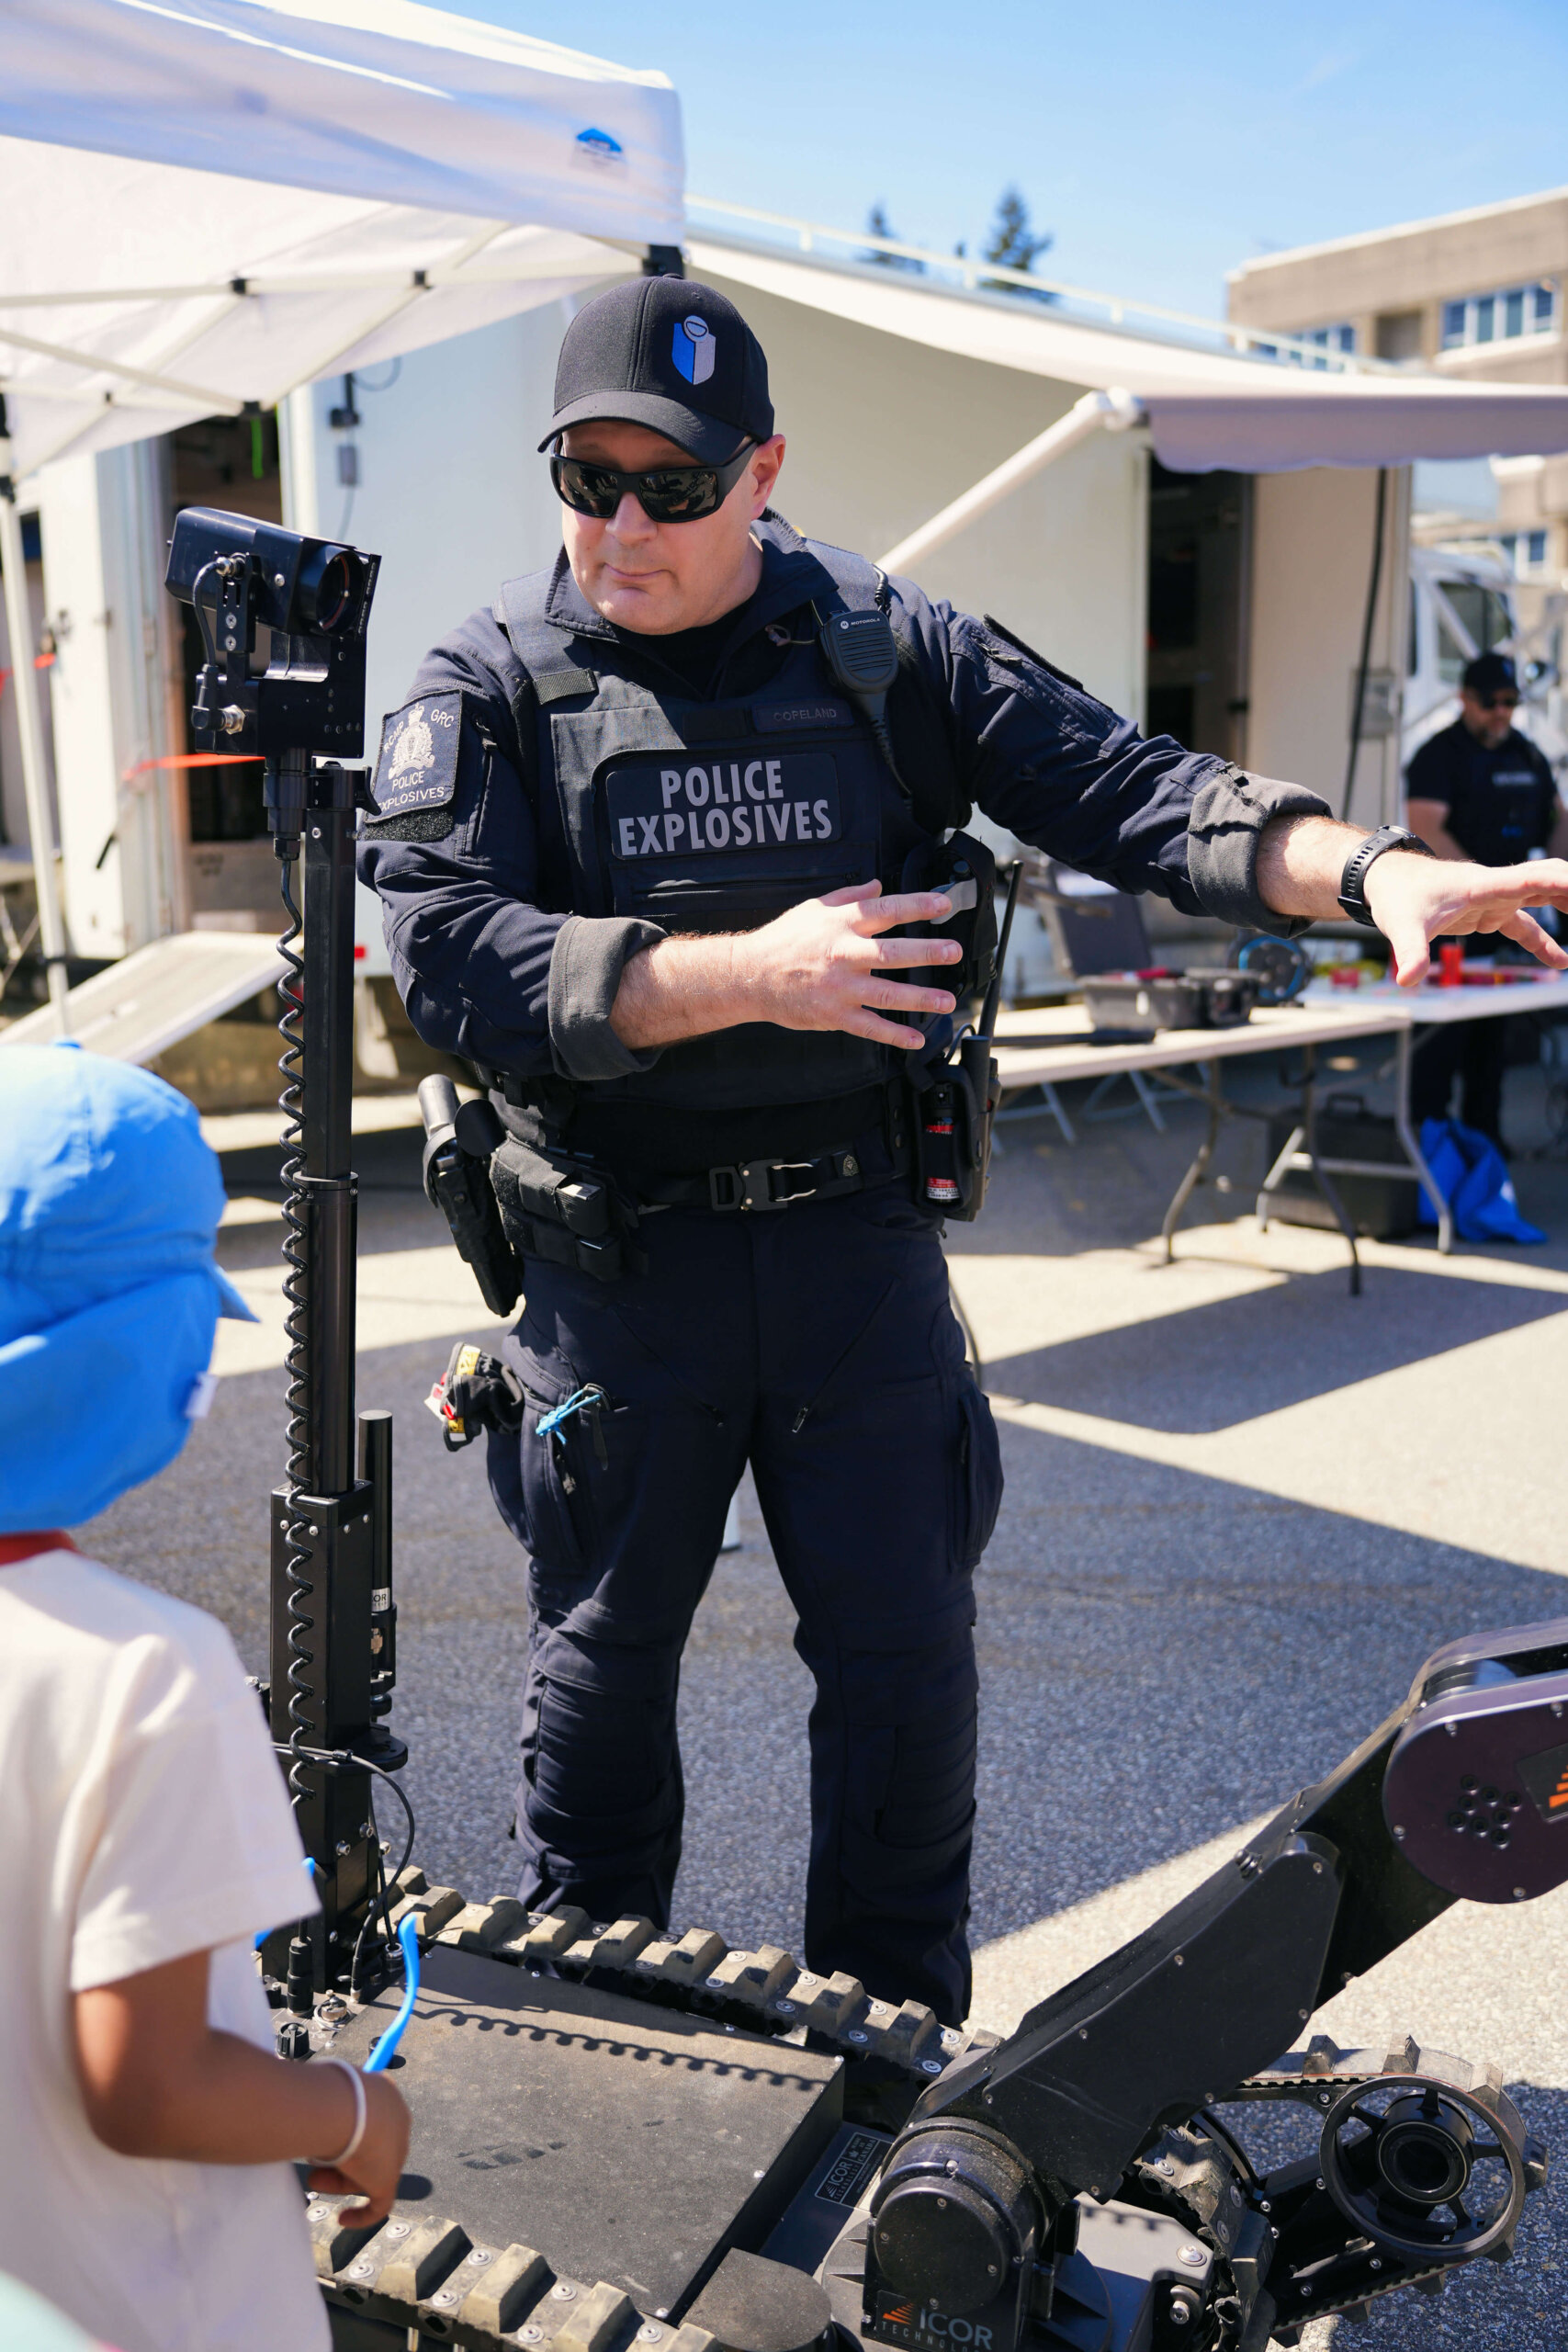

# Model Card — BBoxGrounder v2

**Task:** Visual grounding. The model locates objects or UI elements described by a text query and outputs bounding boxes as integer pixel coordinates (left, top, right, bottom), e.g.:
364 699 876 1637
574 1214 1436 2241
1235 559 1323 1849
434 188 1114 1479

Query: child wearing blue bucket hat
0 1046 407 2352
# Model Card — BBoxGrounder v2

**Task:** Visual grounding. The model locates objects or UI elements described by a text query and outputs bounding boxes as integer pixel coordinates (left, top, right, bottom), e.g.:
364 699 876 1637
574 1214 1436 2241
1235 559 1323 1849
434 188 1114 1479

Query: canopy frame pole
877 388 1145 576
9 398 209 484
0 427 68 1028
0 320 243 413
253 220 512 415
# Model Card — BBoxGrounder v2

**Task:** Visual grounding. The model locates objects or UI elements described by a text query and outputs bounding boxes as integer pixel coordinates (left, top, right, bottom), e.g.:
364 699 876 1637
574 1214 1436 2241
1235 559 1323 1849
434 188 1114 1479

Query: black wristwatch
1337 825 1435 930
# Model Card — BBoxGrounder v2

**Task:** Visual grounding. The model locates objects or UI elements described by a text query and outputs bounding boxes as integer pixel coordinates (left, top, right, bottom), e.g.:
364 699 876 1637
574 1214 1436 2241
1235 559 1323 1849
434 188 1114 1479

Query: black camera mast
166 510 403 2037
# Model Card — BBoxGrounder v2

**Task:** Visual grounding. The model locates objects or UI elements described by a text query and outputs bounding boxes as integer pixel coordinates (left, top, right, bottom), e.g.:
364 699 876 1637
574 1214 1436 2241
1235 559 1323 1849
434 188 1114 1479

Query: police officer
1405 651 1568 1148
359 276 1568 2026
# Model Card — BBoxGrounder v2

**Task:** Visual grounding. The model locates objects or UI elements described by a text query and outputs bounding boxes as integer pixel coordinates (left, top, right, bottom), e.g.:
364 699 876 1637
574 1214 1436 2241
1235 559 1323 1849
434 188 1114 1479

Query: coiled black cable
276 852 316 1808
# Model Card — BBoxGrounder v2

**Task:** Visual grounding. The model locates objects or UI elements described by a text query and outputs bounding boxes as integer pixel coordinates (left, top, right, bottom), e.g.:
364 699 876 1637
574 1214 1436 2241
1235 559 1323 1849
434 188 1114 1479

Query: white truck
1404 541 1566 780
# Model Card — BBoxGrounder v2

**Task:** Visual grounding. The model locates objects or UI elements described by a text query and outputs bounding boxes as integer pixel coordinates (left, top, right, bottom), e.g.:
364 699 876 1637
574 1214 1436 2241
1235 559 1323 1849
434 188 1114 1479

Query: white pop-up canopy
0 0 685 481
0 0 684 1024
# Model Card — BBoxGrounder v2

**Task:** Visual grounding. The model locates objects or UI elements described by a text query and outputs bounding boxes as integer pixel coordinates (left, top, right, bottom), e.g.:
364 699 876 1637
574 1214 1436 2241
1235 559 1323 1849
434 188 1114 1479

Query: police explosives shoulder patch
370 693 462 819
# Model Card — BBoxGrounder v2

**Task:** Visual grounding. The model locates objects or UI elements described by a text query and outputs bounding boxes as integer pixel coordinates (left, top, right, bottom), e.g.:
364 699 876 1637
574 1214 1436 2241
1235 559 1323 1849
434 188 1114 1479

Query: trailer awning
691 237 1568 474
0 0 686 480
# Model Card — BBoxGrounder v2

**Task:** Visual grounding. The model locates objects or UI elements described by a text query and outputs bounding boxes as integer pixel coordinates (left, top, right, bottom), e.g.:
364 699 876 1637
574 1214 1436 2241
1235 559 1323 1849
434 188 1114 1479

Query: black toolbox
1264 1091 1418 1240
1078 967 1263 1035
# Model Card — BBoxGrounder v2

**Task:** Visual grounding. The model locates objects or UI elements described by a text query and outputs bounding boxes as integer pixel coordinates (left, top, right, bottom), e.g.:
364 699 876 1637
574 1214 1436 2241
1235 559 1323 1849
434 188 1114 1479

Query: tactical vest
495 550 944 1126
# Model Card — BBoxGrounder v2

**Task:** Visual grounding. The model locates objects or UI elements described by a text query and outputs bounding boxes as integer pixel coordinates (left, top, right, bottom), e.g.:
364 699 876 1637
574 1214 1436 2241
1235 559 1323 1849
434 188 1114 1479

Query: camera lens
296 545 355 633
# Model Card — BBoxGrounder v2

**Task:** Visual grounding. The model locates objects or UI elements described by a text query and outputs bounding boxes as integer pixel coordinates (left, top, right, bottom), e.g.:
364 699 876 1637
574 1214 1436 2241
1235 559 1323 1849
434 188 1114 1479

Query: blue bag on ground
1416 1117 1546 1244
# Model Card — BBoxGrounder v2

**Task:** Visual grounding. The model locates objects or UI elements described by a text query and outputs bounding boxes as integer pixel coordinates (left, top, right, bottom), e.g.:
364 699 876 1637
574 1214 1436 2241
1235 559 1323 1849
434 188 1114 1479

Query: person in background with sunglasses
357 274 1568 2038
1404 651 1568 1149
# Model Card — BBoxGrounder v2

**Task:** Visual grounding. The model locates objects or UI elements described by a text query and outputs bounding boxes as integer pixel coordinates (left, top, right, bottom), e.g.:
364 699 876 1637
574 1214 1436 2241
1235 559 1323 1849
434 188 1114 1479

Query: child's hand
307 2074 411 2227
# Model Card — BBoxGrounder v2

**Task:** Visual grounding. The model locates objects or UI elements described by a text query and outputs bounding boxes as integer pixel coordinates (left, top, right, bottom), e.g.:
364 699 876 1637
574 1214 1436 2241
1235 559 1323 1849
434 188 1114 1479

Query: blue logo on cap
575 126 623 157
672 314 716 386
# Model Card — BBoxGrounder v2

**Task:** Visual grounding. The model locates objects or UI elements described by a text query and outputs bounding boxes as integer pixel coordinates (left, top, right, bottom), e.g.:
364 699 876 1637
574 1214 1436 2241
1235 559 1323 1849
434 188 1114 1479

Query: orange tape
120 752 264 782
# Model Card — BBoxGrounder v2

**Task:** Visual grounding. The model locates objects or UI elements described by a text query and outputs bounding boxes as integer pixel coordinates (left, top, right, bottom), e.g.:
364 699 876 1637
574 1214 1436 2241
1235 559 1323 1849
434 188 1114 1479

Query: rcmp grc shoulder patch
370 692 462 818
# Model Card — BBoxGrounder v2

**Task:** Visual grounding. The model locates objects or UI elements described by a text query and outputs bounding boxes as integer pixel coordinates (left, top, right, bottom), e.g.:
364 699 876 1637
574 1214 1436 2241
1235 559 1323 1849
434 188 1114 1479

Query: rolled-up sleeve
356 626 668 1079
547 913 668 1080
1187 767 1332 936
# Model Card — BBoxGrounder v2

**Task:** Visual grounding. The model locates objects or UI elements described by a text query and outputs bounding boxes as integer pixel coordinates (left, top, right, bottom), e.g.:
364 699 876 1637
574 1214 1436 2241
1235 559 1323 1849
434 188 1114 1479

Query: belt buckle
709 1157 818 1212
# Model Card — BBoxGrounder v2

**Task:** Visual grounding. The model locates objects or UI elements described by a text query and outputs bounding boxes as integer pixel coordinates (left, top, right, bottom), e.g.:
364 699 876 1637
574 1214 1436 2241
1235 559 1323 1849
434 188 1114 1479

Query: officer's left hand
1364 854 1568 986
740 879 964 1046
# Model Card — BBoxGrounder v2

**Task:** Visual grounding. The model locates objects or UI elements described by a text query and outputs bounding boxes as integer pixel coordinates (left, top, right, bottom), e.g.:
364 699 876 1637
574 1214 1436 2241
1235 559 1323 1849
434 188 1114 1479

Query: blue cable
364 1913 421 2074
535 1385 598 1441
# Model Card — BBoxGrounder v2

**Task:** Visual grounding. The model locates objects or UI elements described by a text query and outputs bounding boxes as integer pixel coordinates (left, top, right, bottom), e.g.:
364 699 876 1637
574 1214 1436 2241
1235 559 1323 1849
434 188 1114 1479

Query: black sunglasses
550 443 755 523
1479 692 1520 711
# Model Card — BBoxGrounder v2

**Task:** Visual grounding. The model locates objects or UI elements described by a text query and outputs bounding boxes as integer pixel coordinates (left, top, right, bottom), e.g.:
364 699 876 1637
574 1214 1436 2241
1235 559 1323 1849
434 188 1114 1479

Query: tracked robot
167 510 1568 2352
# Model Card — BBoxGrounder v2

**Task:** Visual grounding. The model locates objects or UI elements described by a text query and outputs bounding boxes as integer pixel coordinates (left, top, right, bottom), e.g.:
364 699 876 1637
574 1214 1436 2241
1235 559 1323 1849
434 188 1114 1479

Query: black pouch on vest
897 829 998 1006
490 1133 646 1283
909 1038 998 1224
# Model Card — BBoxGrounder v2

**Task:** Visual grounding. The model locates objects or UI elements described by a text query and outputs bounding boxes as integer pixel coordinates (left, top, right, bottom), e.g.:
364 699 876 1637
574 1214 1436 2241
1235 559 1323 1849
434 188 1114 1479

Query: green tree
863 202 924 273
982 187 1054 297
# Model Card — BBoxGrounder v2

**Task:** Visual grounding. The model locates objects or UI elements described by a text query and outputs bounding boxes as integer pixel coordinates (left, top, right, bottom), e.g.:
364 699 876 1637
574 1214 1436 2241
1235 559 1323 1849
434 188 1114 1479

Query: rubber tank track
368 1870 1002 2081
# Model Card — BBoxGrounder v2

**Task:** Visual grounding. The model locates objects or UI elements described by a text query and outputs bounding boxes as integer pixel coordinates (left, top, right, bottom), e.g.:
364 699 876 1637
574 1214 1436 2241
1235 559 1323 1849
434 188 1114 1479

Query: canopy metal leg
0 452 68 1029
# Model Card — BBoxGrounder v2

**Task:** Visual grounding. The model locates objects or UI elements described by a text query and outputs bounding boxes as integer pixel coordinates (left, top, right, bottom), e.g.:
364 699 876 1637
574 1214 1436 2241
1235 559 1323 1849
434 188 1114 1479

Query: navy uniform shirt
1405 718 1558 867
358 517 1328 1085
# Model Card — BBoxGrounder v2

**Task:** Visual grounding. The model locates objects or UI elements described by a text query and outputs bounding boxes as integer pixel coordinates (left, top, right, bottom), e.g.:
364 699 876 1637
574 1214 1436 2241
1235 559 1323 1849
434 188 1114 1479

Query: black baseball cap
1462 651 1519 696
539 276 773 465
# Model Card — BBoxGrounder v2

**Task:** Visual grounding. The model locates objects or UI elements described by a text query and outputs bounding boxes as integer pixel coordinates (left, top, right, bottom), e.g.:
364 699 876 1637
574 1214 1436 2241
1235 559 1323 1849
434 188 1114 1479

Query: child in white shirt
0 1047 408 2352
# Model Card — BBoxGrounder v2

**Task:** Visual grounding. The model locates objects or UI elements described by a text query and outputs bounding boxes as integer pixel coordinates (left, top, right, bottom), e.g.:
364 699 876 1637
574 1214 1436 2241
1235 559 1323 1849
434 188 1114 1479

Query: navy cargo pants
485 1182 1003 2025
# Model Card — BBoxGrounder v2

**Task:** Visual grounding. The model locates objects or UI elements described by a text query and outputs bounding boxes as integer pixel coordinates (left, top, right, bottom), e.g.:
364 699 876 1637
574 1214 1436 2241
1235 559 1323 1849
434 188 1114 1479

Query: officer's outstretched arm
609 879 962 1052
1257 811 1568 987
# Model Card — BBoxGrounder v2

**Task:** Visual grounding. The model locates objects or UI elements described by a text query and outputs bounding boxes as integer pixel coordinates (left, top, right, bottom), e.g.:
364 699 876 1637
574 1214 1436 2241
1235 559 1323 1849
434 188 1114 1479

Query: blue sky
464 0 1566 320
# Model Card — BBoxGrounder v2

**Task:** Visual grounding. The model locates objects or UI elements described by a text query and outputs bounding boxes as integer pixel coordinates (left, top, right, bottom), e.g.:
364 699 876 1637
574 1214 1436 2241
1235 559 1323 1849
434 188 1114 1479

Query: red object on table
1439 943 1464 987
1329 964 1360 989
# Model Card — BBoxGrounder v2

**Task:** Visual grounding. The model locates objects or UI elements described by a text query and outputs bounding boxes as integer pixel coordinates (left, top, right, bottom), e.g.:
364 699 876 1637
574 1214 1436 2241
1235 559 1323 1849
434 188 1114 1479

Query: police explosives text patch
371 693 461 818
605 752 840 859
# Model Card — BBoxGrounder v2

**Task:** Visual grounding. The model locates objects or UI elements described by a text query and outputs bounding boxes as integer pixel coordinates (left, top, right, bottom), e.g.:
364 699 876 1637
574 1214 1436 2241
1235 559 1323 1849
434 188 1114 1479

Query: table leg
1296 1045 1362 1296
1393 1025 1452 1255
1161 1058 1222 1261
1256 1124 1304 1234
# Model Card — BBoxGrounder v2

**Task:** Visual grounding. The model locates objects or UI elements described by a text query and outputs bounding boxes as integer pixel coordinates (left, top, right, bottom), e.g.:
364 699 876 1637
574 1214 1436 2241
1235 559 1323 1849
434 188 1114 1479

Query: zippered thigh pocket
516 1376 618 1587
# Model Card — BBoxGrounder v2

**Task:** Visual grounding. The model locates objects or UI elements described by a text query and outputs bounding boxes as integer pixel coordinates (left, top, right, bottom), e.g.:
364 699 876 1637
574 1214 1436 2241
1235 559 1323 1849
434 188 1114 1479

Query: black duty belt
638 1117 908 1215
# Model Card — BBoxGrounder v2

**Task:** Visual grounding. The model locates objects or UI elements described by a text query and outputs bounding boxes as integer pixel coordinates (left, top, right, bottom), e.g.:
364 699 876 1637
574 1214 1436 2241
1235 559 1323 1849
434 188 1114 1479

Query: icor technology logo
672 315 716 386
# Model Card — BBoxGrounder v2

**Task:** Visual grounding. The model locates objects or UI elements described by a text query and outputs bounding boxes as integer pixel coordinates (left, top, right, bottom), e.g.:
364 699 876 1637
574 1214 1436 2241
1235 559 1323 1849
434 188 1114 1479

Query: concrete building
1226 187 1568 598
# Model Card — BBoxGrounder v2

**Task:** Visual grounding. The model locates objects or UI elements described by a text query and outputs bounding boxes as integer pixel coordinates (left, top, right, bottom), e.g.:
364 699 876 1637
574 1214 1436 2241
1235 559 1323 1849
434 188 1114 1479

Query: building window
1499 529 1550 578
1256 321 1358 369
1440 281 1558 350
1305 322 1356 365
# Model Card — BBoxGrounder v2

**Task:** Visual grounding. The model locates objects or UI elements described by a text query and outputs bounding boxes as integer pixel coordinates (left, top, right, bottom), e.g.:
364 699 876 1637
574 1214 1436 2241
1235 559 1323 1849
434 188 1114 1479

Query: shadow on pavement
983 1261 1568 1433
970 1417 1568 1939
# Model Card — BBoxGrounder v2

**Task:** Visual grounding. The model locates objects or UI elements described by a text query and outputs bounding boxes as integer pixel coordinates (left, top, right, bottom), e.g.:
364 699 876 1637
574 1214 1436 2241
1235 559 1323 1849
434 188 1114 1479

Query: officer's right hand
739 879 961 1046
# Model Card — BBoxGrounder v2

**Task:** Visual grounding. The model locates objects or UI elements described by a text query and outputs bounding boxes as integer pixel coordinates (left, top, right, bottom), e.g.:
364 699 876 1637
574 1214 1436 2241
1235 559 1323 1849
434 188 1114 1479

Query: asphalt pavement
83 1044 1568 2350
